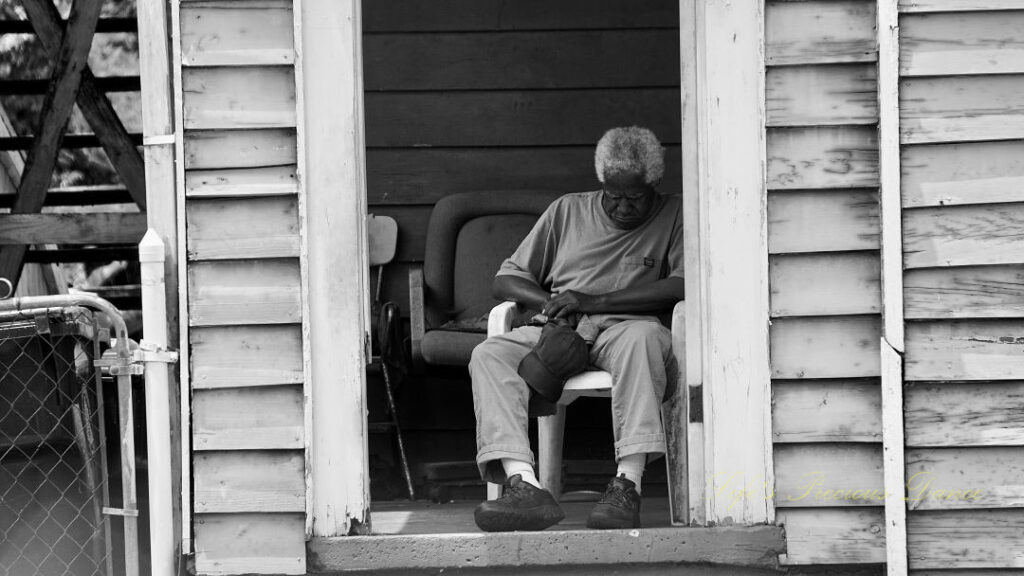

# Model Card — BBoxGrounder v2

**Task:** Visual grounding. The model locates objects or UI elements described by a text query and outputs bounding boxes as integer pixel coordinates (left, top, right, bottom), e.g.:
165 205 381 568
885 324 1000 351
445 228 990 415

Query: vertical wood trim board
139 0 183 566
291 0 314 538
878 2 909 574
169 0 192 555
695 0 773 525
301 0 372 537
678 0 702 526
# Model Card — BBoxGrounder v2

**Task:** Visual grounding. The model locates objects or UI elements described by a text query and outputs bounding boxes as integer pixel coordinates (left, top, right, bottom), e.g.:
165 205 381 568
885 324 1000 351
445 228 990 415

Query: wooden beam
301 0 372 538
0 133 143 151
24 246 138 263
0 186 133 208
0 76 140 95
20 0 146 209
689 0 773 525
0 17 137 34
0 213 146 245
0 0 104 289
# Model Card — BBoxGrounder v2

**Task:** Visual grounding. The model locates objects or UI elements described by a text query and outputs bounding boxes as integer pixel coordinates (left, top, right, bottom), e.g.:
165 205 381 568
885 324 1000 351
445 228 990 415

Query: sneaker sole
474 504 565 532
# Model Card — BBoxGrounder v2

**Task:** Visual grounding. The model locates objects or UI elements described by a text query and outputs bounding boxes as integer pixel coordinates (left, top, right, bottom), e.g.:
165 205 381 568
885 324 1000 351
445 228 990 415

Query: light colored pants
469 319 678 484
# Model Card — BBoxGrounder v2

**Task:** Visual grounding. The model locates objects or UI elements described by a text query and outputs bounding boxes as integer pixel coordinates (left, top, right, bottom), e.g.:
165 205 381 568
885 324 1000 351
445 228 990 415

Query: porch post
682 0 774 525
298 0 372 536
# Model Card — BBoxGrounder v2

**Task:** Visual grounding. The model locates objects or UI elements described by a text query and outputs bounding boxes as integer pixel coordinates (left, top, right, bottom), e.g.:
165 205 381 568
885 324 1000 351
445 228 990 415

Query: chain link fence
0 295 140 576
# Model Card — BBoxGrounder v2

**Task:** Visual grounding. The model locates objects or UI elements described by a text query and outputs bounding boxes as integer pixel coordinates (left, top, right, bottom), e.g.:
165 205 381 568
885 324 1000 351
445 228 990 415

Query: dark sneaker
474 474 565 532
586 475 641 529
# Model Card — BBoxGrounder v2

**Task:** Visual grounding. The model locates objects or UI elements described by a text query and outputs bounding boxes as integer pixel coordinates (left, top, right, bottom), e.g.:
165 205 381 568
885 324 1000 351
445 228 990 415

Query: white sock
502 458 540 488
616 453 646 494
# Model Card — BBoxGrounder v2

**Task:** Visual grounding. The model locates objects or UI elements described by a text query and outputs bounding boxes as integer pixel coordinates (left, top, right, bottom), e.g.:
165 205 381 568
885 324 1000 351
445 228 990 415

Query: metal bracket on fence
133 339 179 365
94 348 145 376
94 339 178 376
102 506 140 518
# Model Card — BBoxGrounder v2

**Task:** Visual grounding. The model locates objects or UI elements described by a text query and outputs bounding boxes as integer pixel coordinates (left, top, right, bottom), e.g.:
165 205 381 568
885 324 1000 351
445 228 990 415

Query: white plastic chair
485 300 685 501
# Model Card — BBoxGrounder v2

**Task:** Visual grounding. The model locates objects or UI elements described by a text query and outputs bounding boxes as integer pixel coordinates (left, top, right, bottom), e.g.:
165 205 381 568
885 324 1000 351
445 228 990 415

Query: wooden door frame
298 0 373 537
680 0 775 525
303 0 776 534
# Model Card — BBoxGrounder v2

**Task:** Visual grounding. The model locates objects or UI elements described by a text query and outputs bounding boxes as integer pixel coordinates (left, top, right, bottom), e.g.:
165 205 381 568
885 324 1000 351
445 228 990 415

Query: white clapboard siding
186 166 299 198
191 325 304 389
770 252 881 317
771 316 882 379
766 64 878 127
765 0 876 65
901 75 1024 144
772 380 882 443
777 508 886 564
900 0 1024 11
767 126 879 190
193 387 304 451
194 451 305 513
905 320 1024 381
902 141 1024 208
194 513 305 576
183 67 297 129
768 190 879 253
903 204 1024 269
775 444 883 508
904 265 1024 319
905 447 1024 510
186 196 301 260
900 11 1024 76
184 129 297 170
907 509 1024 569
188 260 302 326
180 1 294 66
905 382 1024 447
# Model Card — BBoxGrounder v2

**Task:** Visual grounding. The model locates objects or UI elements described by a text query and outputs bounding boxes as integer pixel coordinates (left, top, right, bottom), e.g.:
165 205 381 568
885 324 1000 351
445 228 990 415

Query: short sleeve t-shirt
497 191 684 299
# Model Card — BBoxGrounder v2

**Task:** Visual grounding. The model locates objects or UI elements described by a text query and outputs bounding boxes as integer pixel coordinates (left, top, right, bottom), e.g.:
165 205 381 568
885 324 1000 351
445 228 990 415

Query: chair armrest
488 301 518 337
670 300 686 384
409 266 426 368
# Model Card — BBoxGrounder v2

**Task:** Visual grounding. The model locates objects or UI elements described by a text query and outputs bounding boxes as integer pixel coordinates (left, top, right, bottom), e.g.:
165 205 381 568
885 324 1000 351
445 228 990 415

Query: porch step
308 524 786 573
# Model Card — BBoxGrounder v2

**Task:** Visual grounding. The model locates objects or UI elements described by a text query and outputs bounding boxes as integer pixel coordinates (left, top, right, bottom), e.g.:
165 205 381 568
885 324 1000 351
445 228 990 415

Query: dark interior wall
361 0 682 311
361 1 681 495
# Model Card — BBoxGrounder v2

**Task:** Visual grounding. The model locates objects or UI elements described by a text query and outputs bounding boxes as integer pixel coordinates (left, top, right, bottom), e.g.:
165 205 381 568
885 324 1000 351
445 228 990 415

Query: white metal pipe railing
139 229 176 576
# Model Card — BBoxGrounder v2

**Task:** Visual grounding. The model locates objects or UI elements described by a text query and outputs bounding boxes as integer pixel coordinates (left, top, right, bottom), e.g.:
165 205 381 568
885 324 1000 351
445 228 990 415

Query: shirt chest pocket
623 255 659 270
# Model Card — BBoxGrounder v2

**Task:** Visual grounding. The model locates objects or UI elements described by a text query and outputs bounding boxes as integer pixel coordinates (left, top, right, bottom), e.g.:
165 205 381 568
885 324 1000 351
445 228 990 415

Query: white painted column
297 0 372 537
683 0 774 525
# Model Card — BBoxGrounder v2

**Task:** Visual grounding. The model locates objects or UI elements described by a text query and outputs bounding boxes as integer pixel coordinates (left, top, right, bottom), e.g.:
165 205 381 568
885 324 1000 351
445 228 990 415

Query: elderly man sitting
470 126 684 532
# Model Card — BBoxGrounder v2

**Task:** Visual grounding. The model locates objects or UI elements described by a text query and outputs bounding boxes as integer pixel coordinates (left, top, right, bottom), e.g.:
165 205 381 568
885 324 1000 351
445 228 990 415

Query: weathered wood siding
362 0 681 309
765 0 887 565
898 3 1024 572
175 0 306 573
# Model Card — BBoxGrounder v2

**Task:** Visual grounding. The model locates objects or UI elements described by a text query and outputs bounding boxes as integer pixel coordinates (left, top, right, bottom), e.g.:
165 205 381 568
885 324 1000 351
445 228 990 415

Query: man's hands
542 290 599 319
493 274 684 318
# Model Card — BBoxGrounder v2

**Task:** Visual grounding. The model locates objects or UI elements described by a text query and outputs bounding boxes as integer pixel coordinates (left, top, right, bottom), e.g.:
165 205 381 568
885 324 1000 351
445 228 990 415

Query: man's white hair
594 126 665 186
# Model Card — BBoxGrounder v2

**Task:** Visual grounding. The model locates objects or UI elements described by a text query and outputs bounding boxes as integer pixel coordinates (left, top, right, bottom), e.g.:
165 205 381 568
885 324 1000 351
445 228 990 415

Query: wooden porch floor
370 496 673 535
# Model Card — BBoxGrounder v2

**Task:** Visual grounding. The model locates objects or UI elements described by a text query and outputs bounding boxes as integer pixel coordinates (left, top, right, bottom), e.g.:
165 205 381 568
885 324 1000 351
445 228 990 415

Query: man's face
601 170 656 230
